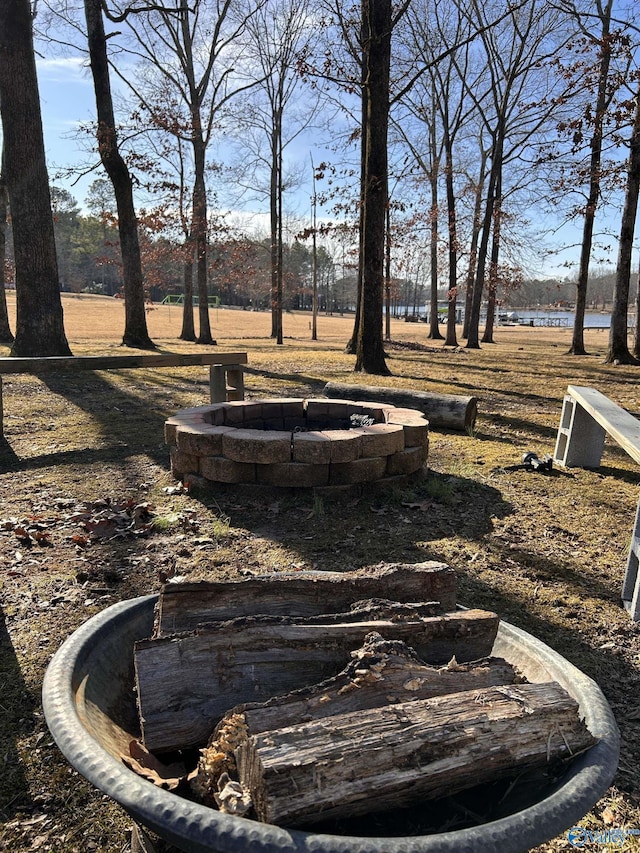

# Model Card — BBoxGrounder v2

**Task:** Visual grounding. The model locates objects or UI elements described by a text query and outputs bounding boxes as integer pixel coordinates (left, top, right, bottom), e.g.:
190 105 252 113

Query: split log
323 381 477 432
217 634 521 734
233 682 595 826
192 634 521 808
154 561 457 636
135 608 499 752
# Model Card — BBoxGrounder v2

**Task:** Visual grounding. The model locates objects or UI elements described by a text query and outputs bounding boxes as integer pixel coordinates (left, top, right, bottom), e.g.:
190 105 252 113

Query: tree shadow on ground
0 605 35 822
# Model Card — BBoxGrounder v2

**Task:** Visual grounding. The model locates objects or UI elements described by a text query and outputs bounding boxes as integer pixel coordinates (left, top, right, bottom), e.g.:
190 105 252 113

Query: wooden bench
0 352 247 439
553 385 640 619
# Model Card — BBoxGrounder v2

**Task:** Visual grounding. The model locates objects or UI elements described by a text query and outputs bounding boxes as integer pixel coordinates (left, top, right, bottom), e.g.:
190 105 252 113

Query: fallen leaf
122 740 193 790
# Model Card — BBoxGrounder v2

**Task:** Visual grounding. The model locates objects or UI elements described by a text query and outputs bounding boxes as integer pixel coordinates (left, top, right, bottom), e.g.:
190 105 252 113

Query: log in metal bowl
42 595 619 853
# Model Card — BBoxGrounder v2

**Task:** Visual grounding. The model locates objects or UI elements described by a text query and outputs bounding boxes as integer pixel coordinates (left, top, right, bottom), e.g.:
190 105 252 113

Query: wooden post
209 365 227 403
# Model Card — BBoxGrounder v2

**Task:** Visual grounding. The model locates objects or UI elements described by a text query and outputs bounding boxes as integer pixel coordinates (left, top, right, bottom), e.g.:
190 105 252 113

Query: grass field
1 293 640 851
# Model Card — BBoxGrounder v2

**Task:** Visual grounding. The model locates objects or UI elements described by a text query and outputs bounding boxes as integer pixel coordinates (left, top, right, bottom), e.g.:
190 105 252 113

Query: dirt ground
2 294 640 851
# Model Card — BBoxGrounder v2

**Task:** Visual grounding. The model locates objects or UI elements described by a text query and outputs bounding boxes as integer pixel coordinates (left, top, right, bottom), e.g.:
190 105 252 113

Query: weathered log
192 634 521 808
233 682 596 826
135 609 499 752
223 634 521 734
323 381 477 432
154 561 457 636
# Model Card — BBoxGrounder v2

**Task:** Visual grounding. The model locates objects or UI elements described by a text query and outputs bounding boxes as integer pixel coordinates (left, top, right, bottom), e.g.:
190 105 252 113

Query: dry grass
2 293 640 851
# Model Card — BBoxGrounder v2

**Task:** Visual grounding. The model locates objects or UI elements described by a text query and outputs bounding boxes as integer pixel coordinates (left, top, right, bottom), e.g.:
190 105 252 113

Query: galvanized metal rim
42 595 620 853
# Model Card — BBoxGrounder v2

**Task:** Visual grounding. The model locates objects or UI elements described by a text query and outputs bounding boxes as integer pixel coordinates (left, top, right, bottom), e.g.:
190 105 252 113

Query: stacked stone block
165 397 428 490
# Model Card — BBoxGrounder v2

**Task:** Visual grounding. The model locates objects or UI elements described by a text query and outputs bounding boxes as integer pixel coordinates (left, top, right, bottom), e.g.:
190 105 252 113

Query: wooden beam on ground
323 381 477 432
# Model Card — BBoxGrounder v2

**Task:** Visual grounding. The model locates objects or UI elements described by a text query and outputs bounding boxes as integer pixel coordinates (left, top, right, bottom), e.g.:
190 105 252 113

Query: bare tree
233 0 317 345
84 0 154 349
108 0 263 346
0 145 14 344
607 78 640 363
0 0 71 356
462 0 569 348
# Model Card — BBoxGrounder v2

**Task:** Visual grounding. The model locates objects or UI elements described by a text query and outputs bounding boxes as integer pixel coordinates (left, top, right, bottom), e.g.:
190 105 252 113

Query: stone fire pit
165 398 428 491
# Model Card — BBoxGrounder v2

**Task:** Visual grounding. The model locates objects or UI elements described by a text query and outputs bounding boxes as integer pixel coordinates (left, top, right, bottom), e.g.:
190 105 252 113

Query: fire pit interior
165 397 428 490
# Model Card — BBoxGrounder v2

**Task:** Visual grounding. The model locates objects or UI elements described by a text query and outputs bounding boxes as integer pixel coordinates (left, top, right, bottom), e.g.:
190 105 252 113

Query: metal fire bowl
42 595 620 853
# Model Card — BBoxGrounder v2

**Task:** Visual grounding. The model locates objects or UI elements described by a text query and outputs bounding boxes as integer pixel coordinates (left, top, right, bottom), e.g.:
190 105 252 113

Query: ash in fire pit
165 397 428 491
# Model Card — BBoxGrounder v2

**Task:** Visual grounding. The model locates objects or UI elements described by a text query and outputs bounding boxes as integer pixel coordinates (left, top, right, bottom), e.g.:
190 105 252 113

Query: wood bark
234 682 595 826
355 0 391 375
219 635 520 738
569 0 613 357
84 0 154 350
323 381 477 432
155 562 458 636
0 147 13 344
135 608 499 751
192 634 520 807
0 0 70 356
608 80 640 364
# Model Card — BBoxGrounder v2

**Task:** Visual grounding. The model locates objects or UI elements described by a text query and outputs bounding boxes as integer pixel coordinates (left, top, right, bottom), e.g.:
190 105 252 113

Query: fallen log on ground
192 634 521 808
232 681 595 826
154 561 457 636
135 608 499 752
322 381 478 432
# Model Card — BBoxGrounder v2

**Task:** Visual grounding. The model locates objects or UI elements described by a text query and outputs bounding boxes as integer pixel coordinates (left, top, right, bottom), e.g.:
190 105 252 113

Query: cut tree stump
134 608 499 752
192 634 522 808
233 681 595 826
154 561 457 636
322 381 478 432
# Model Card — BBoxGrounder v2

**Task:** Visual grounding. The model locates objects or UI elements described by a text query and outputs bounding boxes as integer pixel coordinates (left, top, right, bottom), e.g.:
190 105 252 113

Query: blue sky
33 51 625 282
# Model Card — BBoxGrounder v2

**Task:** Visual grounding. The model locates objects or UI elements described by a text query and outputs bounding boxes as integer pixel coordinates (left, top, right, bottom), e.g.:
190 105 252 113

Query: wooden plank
0 352 248 374
134 608 499 752
155 562 458 636
233 682 595 826
567 385 640 465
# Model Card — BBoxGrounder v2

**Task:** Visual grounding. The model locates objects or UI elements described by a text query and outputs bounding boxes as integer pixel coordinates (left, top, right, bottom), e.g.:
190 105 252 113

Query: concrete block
325 430 362 463
358 423 405 457
292 431 332 464
176 424 233 457
200 455 256 483
256 461 329 487
329 456 387 485
170 447 199 478
386 445 426 476
222 429 292 464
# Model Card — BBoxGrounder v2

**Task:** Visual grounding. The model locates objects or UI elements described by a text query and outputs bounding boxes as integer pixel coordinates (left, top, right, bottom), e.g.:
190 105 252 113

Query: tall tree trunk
462 149 487 340
0 146 14 343
0 0 70 356
270 125 279 339
355 0 391 375
608 83 640 364
385 204 391 341
179 254 196 341
428 172 443 339
346 38 368 356
443 128 458 347
466 157 499 349
84 0 153 350
569 0 613 356
482 186 502 344
192 133 214 345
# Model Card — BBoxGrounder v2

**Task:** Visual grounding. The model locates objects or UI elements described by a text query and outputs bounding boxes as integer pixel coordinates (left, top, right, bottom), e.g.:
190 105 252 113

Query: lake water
499 309 619 329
